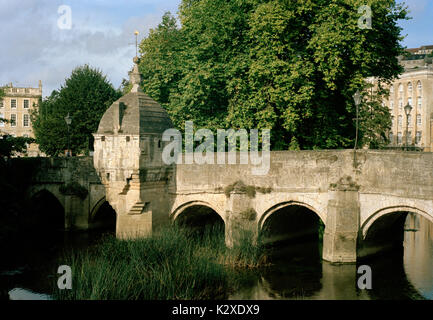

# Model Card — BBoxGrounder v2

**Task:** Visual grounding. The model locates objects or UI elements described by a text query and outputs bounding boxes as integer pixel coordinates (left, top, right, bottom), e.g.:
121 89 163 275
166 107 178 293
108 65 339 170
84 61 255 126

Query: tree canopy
138 0 408 150
31 65 121 156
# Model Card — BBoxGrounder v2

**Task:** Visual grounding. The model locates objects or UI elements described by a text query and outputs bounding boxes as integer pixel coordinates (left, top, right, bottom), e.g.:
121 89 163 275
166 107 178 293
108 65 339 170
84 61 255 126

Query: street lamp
404 103 412 150
353 90 361 167
65 113 72 157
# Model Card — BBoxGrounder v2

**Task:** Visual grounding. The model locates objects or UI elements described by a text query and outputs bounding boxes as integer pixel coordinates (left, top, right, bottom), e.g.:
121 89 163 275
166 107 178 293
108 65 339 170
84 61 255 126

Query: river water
1 214 432 300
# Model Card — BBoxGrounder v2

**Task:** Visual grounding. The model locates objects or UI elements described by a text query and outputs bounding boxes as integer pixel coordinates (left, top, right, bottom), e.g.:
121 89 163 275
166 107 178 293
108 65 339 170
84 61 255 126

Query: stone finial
128 57 142 93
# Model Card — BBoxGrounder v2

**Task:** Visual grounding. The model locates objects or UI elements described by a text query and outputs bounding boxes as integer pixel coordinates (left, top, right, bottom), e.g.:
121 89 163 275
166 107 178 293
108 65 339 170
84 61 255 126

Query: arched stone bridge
13 149 433 263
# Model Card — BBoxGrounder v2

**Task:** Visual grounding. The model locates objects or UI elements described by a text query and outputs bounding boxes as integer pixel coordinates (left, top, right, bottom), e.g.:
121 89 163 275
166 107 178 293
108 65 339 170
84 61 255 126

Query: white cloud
0 0 178 96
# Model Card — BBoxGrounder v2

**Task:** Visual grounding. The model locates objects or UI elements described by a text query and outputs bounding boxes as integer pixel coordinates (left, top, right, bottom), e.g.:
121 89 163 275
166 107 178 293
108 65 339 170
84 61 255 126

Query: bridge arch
26 189 65 232
28 185 64 208
171 200 225 223
259 201 325 231
171 200 225 233
89 196 116 232
258 201 325 245
361 206 433 240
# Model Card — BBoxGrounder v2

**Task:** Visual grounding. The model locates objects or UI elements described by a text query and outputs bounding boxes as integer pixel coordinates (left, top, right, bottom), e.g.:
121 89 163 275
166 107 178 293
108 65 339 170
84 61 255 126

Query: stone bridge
14 57 433 263
9 157 106 231
14 149 433 263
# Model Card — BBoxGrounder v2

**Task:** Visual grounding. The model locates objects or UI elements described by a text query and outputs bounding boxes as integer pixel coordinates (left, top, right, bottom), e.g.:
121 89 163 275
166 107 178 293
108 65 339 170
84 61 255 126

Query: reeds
55 225 266 300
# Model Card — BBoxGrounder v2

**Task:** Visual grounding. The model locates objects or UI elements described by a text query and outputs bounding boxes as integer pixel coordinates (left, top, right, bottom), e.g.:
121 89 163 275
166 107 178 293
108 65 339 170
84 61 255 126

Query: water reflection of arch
361 206 433 240
257 258 323 299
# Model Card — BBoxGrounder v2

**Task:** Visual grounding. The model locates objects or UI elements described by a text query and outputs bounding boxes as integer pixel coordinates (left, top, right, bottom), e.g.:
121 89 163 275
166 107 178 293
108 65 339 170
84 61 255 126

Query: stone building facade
93 57 174 239
384 45 433 151
0 81 43 156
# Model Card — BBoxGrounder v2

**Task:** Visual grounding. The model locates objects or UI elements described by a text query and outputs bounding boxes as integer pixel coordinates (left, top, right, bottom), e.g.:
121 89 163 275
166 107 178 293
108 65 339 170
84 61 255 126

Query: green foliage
358 83 392 148
55 225 266 300
240 208 257 221
119 78 133 95
224 180 272 198
59 182 88 199
0 135 35 158
31 66 121 156
138 0 408 150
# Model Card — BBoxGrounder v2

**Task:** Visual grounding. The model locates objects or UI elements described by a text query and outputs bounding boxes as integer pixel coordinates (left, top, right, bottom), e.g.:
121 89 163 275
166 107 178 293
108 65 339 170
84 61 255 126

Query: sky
0 0 432 97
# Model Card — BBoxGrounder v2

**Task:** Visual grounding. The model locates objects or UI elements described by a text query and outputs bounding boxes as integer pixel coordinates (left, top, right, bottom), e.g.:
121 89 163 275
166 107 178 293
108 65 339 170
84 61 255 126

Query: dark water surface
1 214 432 300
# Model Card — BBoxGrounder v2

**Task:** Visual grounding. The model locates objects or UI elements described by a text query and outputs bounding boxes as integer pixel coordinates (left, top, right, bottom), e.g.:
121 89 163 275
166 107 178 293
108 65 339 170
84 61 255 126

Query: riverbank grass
55 226 265 300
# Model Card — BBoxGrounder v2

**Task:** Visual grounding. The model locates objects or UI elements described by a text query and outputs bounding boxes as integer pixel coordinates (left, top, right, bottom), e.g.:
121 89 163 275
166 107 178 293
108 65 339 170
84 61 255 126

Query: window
11 99 17 108
10 114 16 127
23 99 29 108
25 88 29 94
417 81 422 93
407 131 412 143
418 97 422 110
416 131 422 144
417 114 422 125
0 113 4 127
12 88 17 93
391 116 395 127
398 115 402 127
407 114 412 126
23 114 29 127
390 85 394 94
389 132 394 143
399 98 403 112
397 132 402 144
408 82 413 94
399 84 403 96
408 97 412 106
390 101 394 110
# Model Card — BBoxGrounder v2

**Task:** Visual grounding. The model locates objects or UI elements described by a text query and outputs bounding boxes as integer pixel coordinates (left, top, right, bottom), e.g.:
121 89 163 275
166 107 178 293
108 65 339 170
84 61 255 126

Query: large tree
138 0 408 150
31 65 121 156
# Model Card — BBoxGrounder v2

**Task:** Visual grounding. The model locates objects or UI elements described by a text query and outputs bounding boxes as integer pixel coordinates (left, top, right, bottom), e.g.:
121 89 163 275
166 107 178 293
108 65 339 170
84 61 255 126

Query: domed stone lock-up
93 57 174 239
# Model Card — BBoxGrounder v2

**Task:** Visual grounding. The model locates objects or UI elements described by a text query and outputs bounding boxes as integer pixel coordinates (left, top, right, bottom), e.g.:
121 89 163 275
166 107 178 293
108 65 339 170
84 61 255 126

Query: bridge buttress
323 176 360 263
225 187 257 248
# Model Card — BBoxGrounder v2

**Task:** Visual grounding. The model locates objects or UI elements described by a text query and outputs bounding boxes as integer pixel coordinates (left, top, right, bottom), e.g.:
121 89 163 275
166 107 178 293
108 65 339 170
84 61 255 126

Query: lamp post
65 113 72 157
404 103 412 151
353 90 361 167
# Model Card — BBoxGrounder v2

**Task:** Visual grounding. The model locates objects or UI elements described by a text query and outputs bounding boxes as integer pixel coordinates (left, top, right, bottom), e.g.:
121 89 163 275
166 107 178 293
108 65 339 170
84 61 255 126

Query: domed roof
96 57 173 135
